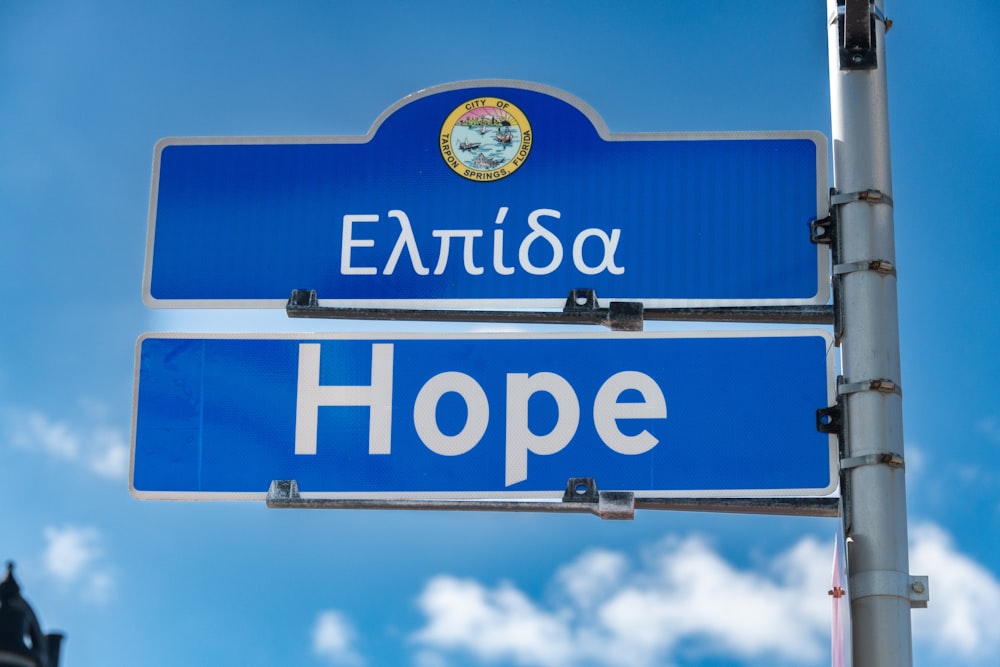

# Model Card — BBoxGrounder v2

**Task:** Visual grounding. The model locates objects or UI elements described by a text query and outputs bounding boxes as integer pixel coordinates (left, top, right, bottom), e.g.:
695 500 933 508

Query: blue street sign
143 81 829 310
130 331 836 500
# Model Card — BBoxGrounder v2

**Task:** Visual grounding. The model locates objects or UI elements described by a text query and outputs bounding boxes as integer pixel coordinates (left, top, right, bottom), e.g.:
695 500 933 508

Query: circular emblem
440 97 532 182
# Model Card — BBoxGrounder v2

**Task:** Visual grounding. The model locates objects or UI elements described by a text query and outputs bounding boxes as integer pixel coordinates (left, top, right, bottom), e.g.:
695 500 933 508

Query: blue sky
2 1 999 666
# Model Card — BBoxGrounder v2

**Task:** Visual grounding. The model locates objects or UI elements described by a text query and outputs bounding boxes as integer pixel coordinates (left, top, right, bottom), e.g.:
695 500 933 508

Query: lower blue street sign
130 331 836 500
143 80 829 310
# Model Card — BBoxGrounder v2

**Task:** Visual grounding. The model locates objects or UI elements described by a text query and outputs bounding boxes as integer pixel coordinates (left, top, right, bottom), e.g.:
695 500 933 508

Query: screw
911 580 925 595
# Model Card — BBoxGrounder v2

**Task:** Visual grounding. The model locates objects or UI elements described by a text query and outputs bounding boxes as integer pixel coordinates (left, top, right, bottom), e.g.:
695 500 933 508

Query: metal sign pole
827 1 924 666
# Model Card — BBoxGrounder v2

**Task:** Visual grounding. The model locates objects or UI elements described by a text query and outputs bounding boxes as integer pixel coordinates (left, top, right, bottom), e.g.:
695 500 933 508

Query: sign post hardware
265 478 841 521
828 1 924 665
284 288 835 331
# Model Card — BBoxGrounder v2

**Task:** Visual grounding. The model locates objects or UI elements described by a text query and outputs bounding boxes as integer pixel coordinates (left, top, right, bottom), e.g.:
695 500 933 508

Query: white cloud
87 425 130 479
412 526 1000 667
413 534 833 667
11 409 80 459
42 524 115 602
4 406 129 481
43 525 101 580
312 610 364 666
910 522 1000 663
413 577 575 667
593 535 830 665
552 548 628 608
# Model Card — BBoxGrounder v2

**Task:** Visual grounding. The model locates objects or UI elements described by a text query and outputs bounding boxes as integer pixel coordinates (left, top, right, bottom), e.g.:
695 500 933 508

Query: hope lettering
294 343 666 487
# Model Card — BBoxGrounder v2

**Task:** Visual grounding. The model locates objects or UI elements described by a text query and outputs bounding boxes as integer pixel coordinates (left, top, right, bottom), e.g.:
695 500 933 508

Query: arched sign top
144 81 829 310
330 80 612 184
367 79 608 148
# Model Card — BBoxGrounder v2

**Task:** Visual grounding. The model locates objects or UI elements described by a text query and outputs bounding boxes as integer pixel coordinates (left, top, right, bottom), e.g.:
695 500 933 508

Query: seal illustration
440 96 532 182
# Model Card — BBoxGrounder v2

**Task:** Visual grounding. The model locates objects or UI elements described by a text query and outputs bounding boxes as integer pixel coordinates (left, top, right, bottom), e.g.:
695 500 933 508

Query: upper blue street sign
130 331 836 500
143 80 830 310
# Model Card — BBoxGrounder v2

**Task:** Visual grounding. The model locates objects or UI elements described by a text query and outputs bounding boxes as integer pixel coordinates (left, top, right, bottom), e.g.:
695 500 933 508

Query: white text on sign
340 208 625 278
294 343 666 486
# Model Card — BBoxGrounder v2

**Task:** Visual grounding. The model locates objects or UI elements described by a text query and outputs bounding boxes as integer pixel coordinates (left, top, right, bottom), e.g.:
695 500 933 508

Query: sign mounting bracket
264 480 839 520
285 289 834 331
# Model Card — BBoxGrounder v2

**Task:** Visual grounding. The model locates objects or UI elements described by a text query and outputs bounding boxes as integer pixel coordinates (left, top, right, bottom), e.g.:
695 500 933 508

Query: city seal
440 96 532 182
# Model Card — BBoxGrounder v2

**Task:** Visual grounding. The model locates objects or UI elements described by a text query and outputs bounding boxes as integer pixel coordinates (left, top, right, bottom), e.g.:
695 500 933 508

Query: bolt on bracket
838 377 902 398
841 452 904 471
850 570 929 609
563 477 635 520
833 259 897 278
830 188 894 207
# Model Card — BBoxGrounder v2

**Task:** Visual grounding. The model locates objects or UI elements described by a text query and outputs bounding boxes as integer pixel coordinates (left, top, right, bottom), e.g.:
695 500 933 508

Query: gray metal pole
826 1 921 666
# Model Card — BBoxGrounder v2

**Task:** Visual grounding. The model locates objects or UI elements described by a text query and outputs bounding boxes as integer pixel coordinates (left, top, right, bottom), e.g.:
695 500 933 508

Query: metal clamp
563 289 644 332
833 259 896 278
838 377 902 398
841 452 904 470
563 477 635 520
850 570 929 609
831 189 894 208
819 189 896 347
